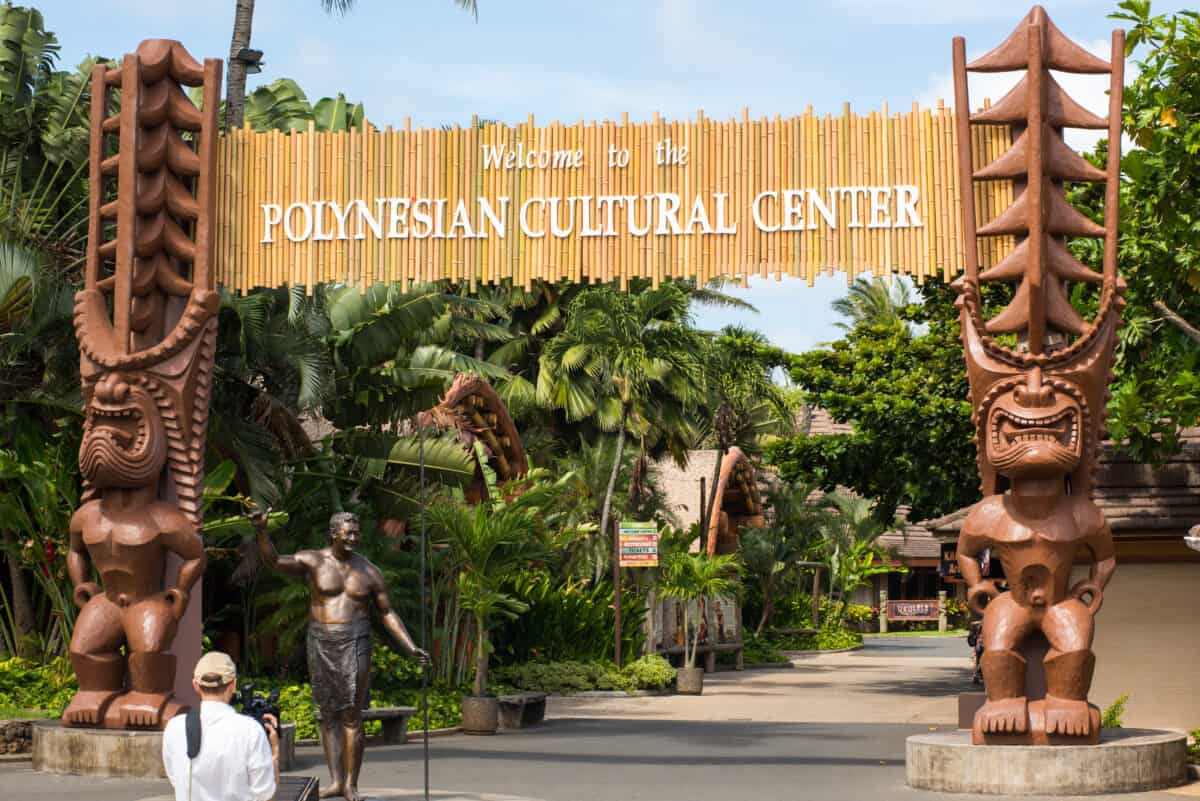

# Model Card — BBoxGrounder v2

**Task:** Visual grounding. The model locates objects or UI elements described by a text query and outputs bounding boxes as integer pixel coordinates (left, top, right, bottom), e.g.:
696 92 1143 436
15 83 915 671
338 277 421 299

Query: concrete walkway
2 635 1193 801
549 635 973 725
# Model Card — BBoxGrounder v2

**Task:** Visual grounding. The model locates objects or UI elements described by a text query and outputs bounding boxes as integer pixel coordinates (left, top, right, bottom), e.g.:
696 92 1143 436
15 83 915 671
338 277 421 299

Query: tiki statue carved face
80 372 167 489
984 367 1084 480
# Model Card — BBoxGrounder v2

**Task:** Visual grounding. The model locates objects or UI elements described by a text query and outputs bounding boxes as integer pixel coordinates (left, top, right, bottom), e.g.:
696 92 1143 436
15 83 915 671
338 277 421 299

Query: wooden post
938 589 948 633
613 519 622 668
879 589 889 634
699 476 707 553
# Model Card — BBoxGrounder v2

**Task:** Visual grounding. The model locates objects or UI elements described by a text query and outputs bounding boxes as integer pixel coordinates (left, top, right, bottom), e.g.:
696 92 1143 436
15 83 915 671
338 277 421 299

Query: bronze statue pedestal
906 728 1188 795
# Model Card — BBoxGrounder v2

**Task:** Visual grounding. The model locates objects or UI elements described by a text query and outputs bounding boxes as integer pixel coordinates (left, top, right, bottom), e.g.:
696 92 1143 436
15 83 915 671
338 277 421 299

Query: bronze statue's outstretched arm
67 507 100 609
370 566 428 663
253 513 310 577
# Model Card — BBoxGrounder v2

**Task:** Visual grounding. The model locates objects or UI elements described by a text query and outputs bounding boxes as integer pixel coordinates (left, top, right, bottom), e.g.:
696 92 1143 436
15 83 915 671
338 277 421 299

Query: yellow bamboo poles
214 105 1014 293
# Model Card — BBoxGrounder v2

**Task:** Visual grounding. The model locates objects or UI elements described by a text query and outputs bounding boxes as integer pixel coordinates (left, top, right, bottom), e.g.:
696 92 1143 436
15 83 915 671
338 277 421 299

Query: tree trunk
225 0 256 130
1 531 37 658
596 405 629 583
682 602 693 668
755 576 775 636
473 615 488 697
701 443 727 554
1154 300 1200 345
689 601 703 669
644 586 657 656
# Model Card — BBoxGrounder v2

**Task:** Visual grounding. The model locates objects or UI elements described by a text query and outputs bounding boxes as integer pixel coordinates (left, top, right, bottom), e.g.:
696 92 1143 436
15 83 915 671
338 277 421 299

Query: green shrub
491 573 646 665
942 597 970 627
620 655 675 690
766 624 863 652
0 658 77 717
491 655 675 695
842 603 874 624
742 634 786 664
1188 728 1199 763
260 679 462 738
369 644 425 693
1101 694 1130 729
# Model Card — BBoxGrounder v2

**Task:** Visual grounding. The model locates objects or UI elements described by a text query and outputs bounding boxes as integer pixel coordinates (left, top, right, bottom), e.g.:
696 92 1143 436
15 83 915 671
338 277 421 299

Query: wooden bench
315 706 416 744
660 641 744 673
498 692 547 730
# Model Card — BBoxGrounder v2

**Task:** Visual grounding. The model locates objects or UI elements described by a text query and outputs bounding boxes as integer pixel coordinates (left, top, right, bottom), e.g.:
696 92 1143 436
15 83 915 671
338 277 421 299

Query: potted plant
658 551 741 695
432 499 547 734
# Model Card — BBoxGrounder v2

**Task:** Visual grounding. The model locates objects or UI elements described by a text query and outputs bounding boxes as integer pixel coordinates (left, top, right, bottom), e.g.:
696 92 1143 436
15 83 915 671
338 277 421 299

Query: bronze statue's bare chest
310 556 374 601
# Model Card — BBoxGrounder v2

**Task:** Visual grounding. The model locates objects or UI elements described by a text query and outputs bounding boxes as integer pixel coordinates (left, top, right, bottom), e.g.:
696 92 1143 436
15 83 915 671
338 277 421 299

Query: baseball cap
193 651 237 688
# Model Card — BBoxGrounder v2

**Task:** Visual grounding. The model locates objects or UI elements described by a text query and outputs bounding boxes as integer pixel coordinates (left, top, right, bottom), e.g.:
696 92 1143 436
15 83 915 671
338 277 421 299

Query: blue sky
40 0 1188 354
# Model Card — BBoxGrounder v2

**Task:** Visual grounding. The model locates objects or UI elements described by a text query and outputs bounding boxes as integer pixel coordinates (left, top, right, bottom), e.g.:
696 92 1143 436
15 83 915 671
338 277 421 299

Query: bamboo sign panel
215 102 1016 293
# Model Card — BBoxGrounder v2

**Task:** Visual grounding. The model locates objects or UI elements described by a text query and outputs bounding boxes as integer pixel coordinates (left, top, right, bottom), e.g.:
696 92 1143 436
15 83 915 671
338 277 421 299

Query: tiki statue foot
107 691 172 729
977 696 1029 735
63 691 122 727
1043 696 1093 737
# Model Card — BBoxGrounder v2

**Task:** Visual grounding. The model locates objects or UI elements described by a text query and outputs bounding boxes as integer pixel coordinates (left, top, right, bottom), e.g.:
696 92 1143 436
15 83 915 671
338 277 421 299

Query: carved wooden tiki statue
951 7 1125 745
64 41 222 729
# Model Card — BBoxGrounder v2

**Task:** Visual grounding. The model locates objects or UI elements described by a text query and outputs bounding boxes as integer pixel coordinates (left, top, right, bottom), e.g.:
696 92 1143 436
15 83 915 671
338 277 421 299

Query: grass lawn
866 629 968 638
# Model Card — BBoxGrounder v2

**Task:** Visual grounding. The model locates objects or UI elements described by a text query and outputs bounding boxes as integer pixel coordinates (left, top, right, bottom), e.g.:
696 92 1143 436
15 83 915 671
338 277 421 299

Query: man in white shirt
162 651 280 801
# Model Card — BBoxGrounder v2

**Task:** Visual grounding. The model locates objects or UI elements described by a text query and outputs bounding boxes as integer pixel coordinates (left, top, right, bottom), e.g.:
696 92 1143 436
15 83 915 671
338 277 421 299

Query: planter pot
676 666 704 695
461 695 499 735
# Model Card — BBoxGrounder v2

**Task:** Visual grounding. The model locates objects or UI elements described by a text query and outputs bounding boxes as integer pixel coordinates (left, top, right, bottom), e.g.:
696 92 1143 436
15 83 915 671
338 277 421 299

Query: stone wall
0 719 34 753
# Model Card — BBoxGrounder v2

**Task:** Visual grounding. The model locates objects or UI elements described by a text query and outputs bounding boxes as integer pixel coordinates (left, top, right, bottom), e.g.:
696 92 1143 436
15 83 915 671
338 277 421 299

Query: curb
0 752 30 763
297 726 462 747
551 689 674 698
780 644 865 656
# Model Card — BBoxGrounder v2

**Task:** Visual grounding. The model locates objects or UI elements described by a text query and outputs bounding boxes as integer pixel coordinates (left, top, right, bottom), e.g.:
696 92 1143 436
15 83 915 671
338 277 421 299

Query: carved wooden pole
66 40 222 729
951 7 1124 745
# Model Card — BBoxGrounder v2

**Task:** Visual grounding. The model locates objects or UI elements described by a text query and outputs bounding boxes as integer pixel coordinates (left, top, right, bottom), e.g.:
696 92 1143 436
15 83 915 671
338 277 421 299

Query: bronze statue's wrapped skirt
307 618 371 716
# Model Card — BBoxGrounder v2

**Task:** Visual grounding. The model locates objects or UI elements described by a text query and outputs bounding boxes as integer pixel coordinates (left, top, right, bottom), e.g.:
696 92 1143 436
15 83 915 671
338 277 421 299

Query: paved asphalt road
3 636 1193 801
859 634 973 660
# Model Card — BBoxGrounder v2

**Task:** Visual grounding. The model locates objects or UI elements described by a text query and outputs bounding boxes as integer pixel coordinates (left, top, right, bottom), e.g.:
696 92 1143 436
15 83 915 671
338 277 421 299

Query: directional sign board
618 521 659 568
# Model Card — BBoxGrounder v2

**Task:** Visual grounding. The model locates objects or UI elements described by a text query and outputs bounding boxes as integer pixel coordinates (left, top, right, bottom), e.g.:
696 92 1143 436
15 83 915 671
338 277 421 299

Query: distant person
162 651 279 801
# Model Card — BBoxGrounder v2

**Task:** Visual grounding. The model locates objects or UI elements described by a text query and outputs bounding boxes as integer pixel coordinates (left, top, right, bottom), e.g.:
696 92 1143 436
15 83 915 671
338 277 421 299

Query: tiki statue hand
967 580 1001 616
1068 580 1103 615
73 582 101 610
163 588 189 621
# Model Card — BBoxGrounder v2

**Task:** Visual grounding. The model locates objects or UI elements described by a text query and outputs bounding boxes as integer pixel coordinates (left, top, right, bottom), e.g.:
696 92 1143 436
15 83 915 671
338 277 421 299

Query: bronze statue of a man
255 511 428 801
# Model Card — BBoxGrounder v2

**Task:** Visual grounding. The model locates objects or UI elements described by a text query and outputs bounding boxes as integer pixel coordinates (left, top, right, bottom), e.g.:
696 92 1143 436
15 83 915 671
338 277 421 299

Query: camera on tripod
234 681 282 735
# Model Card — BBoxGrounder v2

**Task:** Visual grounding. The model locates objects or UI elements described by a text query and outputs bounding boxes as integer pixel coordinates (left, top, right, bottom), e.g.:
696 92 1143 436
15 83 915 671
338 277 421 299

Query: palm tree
832 276 913 331
657 552 741 673
430 496 548 697
817 490 897 617
0 5 95 659
225 0 479 129
697 326 792 547
537 284 705 563
243 78 366 133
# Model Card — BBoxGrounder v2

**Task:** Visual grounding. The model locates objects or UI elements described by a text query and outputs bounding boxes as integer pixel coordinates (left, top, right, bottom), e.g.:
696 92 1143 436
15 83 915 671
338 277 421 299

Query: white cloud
917 38 1134 152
